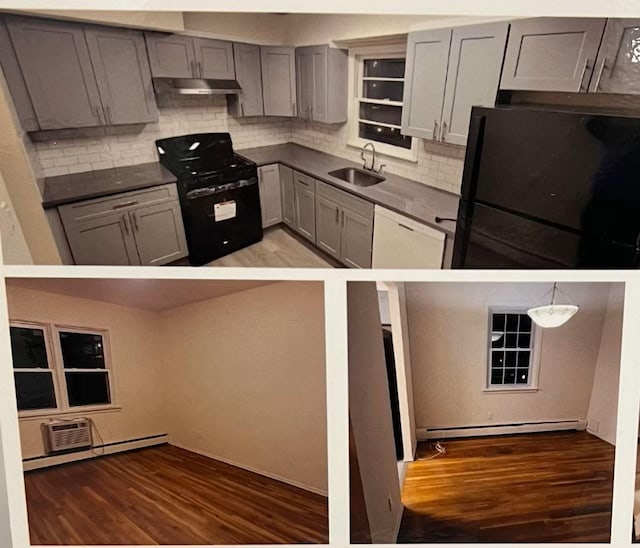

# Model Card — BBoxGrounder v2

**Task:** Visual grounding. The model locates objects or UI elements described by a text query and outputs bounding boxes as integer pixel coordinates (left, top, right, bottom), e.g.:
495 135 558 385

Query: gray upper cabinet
500 18 606 92
296 45 348 123
280 165 296 228
440 23 508 145
589 18 640 94
0 17 38 131
193 38 235 79
229 43 264 117
261 46 297 117
145 33 197 78
131 201 188 266
401 28 452 140
293 171 316 242
6 16 102 130
85 26 158 125
258 164 282 228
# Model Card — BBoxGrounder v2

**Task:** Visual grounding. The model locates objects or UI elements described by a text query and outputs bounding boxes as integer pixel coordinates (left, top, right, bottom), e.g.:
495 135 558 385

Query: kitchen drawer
59 183 178 223
316 180 374 220
292 170 316 190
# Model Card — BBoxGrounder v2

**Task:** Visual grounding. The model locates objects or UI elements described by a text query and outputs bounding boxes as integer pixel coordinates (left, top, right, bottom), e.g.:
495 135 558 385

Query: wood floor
397 431 615 543
24 444 329 545
207 227 335 268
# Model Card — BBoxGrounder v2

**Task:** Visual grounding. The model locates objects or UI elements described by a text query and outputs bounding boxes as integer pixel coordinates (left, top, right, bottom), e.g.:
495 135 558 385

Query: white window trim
10 320 117 419
484 307 542 393
347 44 419 164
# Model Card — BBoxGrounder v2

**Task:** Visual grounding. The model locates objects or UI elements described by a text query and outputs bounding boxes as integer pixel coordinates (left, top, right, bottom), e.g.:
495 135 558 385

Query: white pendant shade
527 304 579 328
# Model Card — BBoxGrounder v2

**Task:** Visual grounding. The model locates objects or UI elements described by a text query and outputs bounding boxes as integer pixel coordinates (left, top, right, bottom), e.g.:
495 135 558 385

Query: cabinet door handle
592 57 607 92
240 101 245 117
198 61 203 78
335 206 340 224
441 121 447 142
399 223 414 232
122 214 130 235
94 105 103 125
292 102 296 116
190 60 197 78
131 211 139 232
113 200 138 209
341 210 345 226
433 119 439 141
579 58 591 91
105 105 112 125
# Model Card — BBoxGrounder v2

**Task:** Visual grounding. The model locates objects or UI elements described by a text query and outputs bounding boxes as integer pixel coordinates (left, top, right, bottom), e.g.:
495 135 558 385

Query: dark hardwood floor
397 431 615 543
24 444 329 545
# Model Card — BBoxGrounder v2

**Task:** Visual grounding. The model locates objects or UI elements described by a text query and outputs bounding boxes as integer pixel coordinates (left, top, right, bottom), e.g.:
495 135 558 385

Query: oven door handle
186 177 258 200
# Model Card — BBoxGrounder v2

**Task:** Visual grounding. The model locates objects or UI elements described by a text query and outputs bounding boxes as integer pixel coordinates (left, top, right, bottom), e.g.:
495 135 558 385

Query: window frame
347 45 419 163
10 320 117 418
484 307 542 393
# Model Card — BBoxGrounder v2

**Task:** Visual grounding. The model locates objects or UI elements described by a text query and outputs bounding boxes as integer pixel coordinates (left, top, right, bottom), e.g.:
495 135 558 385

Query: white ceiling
5 278 276 312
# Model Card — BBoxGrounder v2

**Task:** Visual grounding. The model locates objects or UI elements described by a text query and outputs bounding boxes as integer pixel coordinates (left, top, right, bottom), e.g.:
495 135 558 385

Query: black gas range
155 133 263 265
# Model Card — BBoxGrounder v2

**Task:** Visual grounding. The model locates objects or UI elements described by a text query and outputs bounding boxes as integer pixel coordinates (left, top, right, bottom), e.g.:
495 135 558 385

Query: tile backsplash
30 95 464 195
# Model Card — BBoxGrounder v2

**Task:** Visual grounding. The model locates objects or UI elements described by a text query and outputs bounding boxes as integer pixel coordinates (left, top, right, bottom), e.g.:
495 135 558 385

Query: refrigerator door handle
459 113 486 203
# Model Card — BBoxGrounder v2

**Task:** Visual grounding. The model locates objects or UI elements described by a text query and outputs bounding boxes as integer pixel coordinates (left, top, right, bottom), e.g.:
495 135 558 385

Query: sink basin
328 167 385 187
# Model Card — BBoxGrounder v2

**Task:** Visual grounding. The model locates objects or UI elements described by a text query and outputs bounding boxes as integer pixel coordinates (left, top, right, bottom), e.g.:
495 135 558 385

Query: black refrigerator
452 106 640 268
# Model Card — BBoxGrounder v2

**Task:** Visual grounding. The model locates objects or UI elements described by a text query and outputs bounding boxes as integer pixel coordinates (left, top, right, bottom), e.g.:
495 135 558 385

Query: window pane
363 81 404 102
519 314 532 332
505 351 517 367
492 314 505 331
490 368 504 385
65 372 110 406
506 314 519 332
359 103 402 126
504 369 516 384
491 351 504 367
10 327 48 369
518 351 530 367
359 123 411 149
505 333 518 348
60 332 105 369
363 59 405 78
491 333 504 348
516 369 529 384
518 333 531 348
14 371 56 410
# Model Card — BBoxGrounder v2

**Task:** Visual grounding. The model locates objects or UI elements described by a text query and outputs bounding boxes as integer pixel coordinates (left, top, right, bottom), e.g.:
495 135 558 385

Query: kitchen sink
328 167 385 187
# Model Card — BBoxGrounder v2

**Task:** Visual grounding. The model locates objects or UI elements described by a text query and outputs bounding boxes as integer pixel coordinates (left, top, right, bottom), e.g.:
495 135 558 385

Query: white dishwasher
372 206 445 269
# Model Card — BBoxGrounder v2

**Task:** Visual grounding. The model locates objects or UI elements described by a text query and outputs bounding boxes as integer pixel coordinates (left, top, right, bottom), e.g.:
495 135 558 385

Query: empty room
2 277 328 545
349 281 624 543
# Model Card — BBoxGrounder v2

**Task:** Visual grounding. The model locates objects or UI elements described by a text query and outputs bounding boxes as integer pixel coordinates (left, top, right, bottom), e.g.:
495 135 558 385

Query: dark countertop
42 162 177 208
237 143 459 235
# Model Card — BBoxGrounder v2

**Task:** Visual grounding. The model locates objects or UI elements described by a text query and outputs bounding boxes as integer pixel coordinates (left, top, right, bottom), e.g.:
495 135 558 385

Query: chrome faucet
361 142 376 171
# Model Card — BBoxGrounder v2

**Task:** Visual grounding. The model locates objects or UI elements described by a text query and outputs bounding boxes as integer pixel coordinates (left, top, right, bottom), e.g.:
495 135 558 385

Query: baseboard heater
418 419 587 440
23 434 168 471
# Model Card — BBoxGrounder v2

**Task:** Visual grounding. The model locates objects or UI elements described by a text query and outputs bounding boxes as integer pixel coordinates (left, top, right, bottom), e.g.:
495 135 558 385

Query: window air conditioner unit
42 418 92 454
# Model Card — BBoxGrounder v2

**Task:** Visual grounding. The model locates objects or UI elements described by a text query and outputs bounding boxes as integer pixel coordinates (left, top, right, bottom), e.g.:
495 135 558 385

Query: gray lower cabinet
293 171 316 242
59 183 187 266
401 28 452 140
145 32 197 78
229 43 264 117
280 165 296 228
589 18 640 94
500 18 607 92
85 26 158 125
6 16 102 130
261 46 297 117
316 181 374 268
296 45 348 123
258 164 282 228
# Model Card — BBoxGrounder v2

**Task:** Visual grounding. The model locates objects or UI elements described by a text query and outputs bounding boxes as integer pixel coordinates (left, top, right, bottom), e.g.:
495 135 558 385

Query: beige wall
0 72 60 265
587 284 625 445
16 10 185 31
348 281 402 543
7 285 167 459
0 170 32 265
159 281 328 494
182 12 289 45
406 282 612 431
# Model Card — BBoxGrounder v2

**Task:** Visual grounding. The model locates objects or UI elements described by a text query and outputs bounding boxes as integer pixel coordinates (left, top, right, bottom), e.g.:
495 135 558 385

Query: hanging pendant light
527 282 579 328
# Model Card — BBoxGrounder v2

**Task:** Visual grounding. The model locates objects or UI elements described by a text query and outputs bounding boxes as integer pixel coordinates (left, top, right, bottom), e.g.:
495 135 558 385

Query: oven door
181 177 263 265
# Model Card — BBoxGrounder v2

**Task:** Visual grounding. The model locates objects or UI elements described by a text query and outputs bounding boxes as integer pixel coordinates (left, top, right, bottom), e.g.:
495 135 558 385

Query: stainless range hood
153 77 242 95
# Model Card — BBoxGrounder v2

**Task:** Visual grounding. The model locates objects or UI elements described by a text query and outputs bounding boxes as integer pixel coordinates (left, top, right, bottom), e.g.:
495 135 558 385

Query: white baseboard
417 419 588 440
168 441 328 497
23 434 168 471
